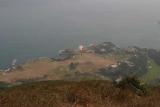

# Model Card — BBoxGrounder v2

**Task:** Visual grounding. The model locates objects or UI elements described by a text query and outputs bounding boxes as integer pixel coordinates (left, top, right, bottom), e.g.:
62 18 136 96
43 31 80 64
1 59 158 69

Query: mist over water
1 0 160 68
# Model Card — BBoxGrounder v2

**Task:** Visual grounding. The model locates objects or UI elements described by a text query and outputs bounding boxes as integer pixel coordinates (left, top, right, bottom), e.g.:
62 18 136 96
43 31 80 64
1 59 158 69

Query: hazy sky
1 0 160 68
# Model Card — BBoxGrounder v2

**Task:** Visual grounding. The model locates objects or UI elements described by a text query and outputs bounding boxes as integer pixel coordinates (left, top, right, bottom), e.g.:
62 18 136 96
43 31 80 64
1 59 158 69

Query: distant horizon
1 0 160 68
0 40 159 70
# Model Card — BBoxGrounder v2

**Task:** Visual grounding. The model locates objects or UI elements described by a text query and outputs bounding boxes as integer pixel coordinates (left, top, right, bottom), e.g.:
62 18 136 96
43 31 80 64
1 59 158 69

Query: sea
1 0 160 69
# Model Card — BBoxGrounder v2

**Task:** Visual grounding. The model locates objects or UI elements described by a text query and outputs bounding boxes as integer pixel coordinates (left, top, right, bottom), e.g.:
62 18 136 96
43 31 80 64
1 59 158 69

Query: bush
0 82 10 89
64 87 77 104
116 76 148 96
148 49 160 65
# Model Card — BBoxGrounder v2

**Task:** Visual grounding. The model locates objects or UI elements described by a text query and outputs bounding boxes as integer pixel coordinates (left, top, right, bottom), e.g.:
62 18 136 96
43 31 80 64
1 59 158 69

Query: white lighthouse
79 45 84 56
79 45 84 51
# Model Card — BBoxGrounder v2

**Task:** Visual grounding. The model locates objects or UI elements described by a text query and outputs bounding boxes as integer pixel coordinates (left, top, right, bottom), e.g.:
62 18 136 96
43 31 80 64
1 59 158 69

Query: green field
142 59 160 83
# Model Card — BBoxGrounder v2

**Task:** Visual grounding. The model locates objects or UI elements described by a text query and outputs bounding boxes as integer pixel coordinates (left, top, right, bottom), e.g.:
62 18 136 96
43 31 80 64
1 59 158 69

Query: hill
0 53 116 83
1 42 160 86
1 42 160 107
0 80 159 107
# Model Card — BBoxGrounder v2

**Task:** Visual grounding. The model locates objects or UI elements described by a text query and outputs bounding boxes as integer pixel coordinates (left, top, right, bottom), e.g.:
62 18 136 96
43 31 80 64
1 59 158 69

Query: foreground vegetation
142 59 160 83
0 80 159 107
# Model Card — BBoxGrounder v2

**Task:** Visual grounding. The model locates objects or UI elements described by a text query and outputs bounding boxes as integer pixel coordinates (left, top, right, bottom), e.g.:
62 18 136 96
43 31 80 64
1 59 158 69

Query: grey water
1 0 160 69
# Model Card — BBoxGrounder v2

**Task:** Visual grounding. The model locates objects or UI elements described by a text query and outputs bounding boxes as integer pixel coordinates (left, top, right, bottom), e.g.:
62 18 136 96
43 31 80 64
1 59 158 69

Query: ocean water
1 0 160 69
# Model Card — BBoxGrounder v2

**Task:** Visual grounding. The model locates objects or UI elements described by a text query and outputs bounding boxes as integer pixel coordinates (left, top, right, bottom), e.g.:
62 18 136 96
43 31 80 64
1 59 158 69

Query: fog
1 0 160 68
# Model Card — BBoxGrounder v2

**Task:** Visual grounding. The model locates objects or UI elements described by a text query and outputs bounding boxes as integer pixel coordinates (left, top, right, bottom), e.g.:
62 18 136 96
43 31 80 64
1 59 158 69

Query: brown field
0 80 159 107
0 53 116 83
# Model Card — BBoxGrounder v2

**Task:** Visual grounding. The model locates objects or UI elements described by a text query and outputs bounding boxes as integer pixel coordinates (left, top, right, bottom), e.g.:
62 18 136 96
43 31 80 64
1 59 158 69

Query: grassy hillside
0 53 116 83
0 80 160 107
142 59 160 83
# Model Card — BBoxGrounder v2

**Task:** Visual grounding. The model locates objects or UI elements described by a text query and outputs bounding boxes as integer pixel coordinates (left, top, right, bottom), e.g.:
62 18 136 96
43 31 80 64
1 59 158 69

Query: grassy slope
0 80 160 107
142 59 160 83
0 53 116 83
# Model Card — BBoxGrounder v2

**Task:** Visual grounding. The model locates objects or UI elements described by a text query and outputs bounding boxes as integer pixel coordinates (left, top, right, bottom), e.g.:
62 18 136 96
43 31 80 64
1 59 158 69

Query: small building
86 50 95 53
126 47 138 54
54 49 74 61
115 76 123 83
89 43 94 47
100 48 106 52
11 59 17 66
58 50 65 54
4 68 11 72
79 45 84 51
110 64 118 68
102 43 107 46
124 60 135 67
79 45 87 55
148 66 152 69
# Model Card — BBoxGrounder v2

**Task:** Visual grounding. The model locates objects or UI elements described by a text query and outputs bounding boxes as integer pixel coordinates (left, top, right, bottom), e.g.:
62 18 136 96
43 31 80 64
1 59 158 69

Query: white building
100 48 106 52
79 45 84 51
115 76 123 83
12 59 17 66
110 64 118 68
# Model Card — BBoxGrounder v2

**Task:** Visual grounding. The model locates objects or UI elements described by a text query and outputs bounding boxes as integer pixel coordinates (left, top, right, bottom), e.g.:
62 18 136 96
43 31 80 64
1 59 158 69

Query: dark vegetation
53 49 74 61
148 49 160 65
88 42 120 54
99 51 148 80
116 77 148 96
0 80 159 107
69 62 79 70
0 82 10 89
128 53 148 76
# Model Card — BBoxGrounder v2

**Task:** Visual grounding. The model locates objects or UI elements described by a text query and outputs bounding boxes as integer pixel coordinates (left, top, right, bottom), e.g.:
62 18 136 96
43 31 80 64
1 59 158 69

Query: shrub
116 76 148 96
64 87 77 104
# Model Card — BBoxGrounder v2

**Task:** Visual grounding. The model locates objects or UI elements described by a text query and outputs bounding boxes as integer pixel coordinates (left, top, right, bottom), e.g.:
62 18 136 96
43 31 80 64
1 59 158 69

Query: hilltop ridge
0 42 160 86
